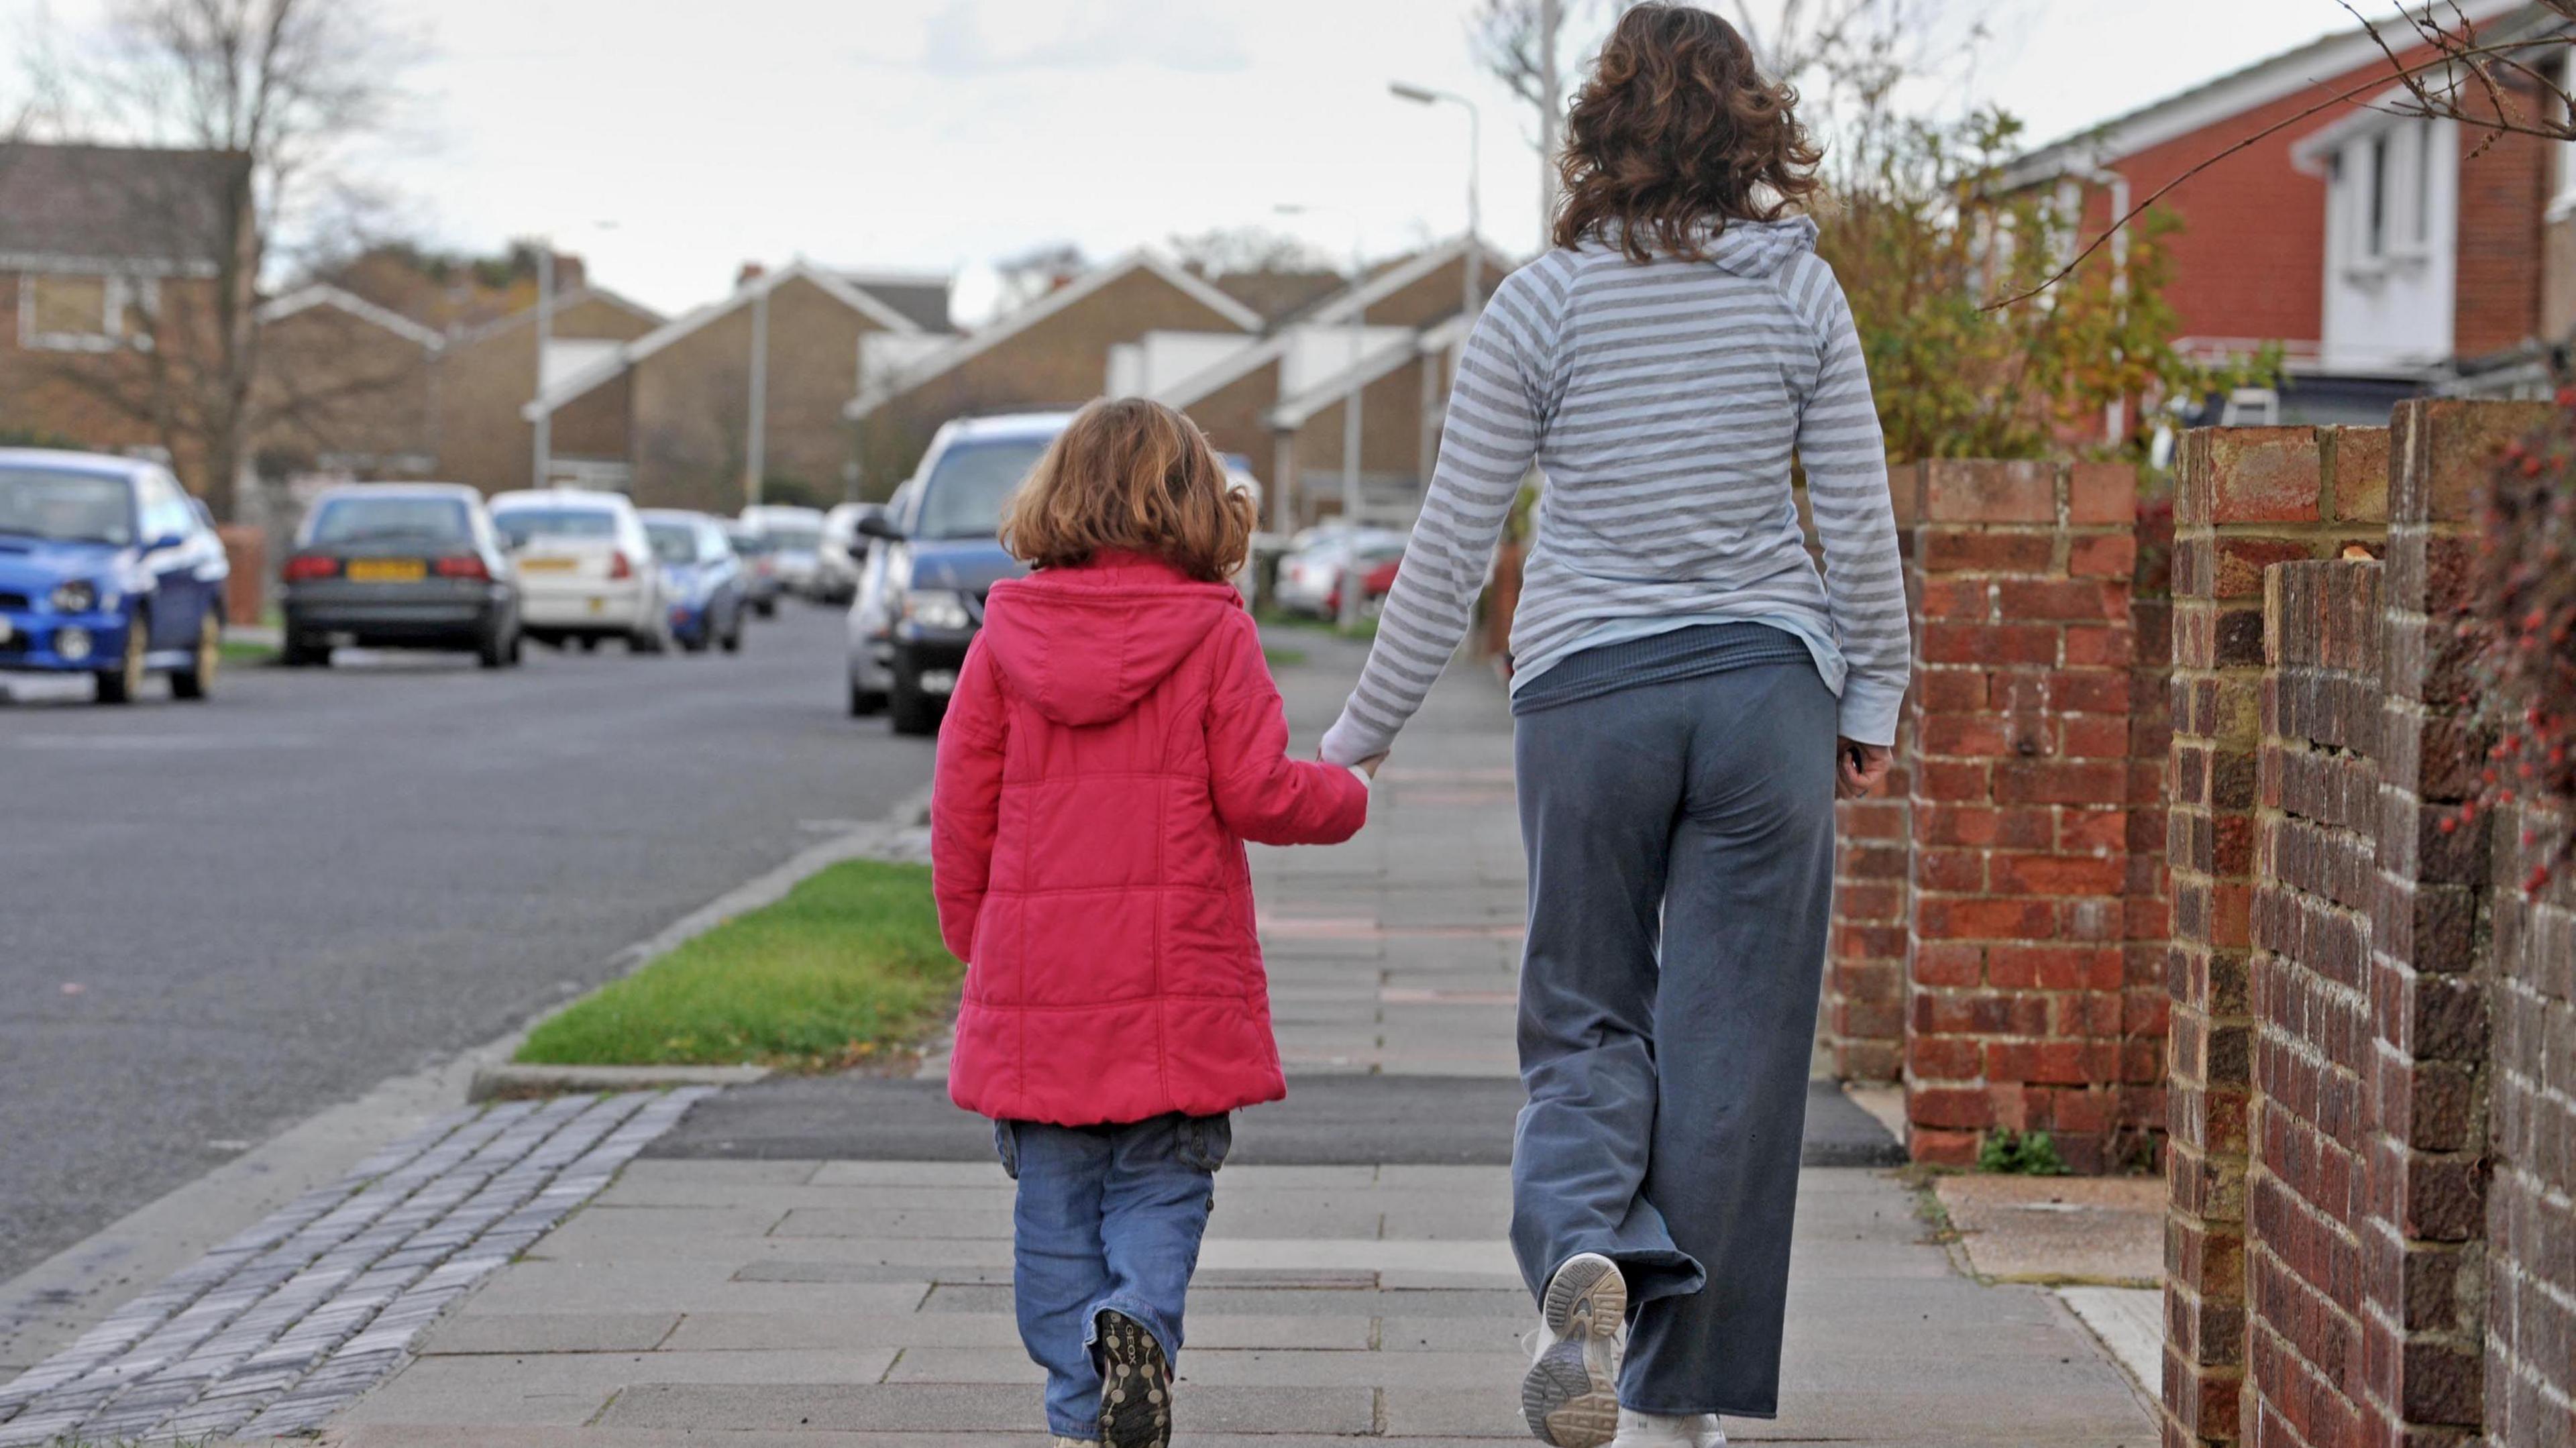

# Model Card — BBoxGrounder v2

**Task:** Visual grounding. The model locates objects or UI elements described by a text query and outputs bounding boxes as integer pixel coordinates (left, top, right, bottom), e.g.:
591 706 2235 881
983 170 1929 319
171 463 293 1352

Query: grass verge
515 859 959 1072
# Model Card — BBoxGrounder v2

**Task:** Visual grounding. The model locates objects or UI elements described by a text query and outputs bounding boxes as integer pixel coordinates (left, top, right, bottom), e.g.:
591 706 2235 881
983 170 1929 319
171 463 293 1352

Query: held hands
1837 739 1891 800
1356 754 1389 779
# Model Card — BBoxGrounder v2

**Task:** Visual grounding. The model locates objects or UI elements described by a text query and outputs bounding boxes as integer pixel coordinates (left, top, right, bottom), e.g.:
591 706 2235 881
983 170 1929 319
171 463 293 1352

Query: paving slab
1933 1175 2163 1285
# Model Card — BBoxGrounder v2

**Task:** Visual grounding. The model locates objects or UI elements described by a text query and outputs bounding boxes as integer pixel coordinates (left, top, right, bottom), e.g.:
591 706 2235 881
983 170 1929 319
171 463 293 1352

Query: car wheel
477 617 516 669
754 599 776 618
577 635 600 653
282 633 332 667
888 667 941 736
170 612 220 700
722 613 744 654
848 675 885 717
630 619 669 655
94 611 149 704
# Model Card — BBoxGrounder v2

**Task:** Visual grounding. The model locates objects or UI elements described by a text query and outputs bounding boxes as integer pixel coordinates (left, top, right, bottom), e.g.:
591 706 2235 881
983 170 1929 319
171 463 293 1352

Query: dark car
280 484 521 668
0 448 231 704
643 510 747 654
858 410 1069 734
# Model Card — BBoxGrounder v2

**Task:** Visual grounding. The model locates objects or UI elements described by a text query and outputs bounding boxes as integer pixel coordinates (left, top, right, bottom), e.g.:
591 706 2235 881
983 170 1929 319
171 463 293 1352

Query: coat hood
977 555 1244 727
1701 215 1817 278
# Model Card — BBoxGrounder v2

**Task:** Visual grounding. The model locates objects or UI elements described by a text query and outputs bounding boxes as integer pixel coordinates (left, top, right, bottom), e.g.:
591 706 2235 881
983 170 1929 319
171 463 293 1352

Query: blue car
0 449 231 704
641 510 747 654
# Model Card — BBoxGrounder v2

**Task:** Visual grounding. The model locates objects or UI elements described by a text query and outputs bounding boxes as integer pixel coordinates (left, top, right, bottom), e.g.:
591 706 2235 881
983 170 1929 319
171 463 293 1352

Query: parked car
643 510 747 654
851 410 1069 734
816 502 881 604
741 504 825 600
1274 525 1407 618
722 520 784 616
281 483 521 668
0 448 229 704
843 478 916 718
488 488 667 653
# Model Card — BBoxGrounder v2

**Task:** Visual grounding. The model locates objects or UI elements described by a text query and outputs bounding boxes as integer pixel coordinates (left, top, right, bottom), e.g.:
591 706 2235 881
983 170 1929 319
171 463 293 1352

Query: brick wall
2451 76 2548 361
2484 801 2576 1444
1900 459 2159 1172
2244 557 2383 1448
2163 423 2385 1447
2159 400 2573 1448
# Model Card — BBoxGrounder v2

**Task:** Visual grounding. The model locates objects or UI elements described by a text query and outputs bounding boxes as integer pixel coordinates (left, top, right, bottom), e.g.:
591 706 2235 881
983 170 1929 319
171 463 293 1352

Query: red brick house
0 143 252 484
522 260 945 511
1144 235 1513 526
252 284 445 481
845 251 1265 494
2004 0 2563 423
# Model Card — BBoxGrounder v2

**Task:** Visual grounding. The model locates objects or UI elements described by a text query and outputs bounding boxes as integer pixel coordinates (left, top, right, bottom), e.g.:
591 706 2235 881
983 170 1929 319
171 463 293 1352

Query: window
17 272 154 351
2339 119 2434 269
136 473 195 546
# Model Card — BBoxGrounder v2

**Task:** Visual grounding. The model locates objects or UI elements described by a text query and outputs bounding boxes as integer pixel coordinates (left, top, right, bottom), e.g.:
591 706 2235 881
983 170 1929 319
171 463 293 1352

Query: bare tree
993 241 1088 314
1470 0 1597 235
1165 225 1336 277
22 0 417 519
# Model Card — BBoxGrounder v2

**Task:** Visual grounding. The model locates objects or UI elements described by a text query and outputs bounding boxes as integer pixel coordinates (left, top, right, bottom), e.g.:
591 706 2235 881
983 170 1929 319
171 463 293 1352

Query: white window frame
2336 119 2436 277
2553 72 2576 220
16 271 158 352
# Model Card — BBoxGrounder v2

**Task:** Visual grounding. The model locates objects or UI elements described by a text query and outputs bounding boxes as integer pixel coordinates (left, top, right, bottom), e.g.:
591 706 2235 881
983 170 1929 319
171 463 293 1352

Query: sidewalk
1 630 2157 1445
306 630 2151 1447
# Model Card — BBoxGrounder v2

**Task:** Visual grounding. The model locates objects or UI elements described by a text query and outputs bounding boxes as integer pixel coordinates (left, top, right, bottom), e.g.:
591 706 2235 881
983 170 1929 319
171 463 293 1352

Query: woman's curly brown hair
1554 3 1821 263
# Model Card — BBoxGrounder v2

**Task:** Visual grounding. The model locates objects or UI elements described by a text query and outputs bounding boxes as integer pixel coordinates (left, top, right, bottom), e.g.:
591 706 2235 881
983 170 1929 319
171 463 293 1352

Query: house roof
843 250 1266 421
2001 0 2533 186
523 259 925 421
258 284 447 351
0 142 249 274
449 285 665 348
1155 234 1509 410
836 268 955 333
1265 313 1472 430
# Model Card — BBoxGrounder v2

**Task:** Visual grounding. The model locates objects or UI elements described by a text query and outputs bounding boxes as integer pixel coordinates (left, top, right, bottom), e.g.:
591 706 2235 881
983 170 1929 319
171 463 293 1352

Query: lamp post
1276 203 1369 630
528 221 619 490
1388 80 1484 319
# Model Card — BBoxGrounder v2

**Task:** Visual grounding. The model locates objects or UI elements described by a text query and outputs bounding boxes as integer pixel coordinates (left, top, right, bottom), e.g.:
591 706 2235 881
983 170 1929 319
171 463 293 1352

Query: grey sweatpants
1509 657 1838 1418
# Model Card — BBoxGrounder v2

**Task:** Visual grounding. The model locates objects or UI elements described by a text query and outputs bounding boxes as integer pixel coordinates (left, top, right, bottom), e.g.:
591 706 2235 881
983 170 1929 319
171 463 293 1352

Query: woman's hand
1836 739 1891 800
1356 753 1389 779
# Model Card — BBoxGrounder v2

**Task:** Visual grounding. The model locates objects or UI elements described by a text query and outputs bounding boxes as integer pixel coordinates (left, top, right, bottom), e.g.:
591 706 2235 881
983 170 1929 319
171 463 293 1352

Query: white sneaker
1050 1439 1102 1447
1607 1408 1725 1446
1520 1251 1626 1446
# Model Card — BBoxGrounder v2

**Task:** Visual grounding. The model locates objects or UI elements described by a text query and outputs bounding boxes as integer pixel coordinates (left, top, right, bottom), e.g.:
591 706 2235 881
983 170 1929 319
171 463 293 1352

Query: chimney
737 261 767 288
552 254 588 293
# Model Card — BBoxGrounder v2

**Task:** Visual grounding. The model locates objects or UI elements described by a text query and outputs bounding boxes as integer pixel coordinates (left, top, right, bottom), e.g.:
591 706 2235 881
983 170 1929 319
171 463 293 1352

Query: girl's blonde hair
1000 398 1254 583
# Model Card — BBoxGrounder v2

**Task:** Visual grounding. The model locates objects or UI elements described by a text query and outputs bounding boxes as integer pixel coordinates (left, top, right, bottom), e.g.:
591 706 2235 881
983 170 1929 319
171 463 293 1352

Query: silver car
843 479 916 715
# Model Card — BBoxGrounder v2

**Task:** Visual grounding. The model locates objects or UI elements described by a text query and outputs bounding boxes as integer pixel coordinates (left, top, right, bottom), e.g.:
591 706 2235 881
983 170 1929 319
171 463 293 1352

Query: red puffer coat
932 554 1368 1126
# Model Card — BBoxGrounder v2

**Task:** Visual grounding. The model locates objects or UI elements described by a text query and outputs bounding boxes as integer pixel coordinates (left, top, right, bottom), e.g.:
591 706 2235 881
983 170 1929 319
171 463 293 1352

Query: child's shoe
1520 1251 1626 1447
1094 1308 1173 1448
1607 1408 1725 1445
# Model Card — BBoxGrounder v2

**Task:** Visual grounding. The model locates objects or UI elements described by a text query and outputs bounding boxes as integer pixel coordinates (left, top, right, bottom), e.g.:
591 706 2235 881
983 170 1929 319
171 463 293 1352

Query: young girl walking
930 398 1378 1448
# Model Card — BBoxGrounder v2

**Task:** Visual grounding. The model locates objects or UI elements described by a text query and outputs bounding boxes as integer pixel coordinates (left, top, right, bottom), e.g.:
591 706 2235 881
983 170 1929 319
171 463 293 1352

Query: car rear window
645 521 698 564
918 439 1051 541
309 495 472 545
766 526 820 551
494 508 618 548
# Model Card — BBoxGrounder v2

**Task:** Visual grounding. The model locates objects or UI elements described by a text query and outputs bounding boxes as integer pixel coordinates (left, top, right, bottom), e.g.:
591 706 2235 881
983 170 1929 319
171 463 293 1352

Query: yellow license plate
346 559 426 583
518 557 578 573
587 597 606 614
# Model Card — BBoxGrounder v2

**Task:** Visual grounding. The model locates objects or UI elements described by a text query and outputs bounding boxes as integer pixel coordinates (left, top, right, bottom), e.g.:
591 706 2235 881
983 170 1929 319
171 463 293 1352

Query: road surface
0 604 931 1282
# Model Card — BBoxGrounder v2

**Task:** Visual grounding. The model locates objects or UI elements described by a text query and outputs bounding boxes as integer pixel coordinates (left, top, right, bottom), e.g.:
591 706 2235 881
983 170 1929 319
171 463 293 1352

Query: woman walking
1316 8 1908 1446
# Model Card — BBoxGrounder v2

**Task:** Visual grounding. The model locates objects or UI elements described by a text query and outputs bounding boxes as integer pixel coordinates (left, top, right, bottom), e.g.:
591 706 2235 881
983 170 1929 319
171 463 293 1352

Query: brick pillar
2163 424 2384 1447
2357 399 2544 1446
1901 459 2151 1172
217 524 266 630
1824 471 1918 1084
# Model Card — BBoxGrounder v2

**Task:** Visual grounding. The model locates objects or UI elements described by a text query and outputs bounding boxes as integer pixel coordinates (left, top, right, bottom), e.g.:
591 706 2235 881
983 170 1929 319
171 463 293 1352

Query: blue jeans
996 1112 1232 1439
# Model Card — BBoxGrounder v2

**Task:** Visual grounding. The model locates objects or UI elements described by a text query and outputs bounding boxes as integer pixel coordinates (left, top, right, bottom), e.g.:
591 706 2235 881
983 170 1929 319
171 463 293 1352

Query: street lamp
530 220 619 490
1277 203 1369 630
1389 80 1484 319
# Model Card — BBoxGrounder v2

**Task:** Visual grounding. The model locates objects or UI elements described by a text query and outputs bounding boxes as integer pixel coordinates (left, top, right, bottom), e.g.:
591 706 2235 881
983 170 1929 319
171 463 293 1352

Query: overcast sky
11 0 2357 321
